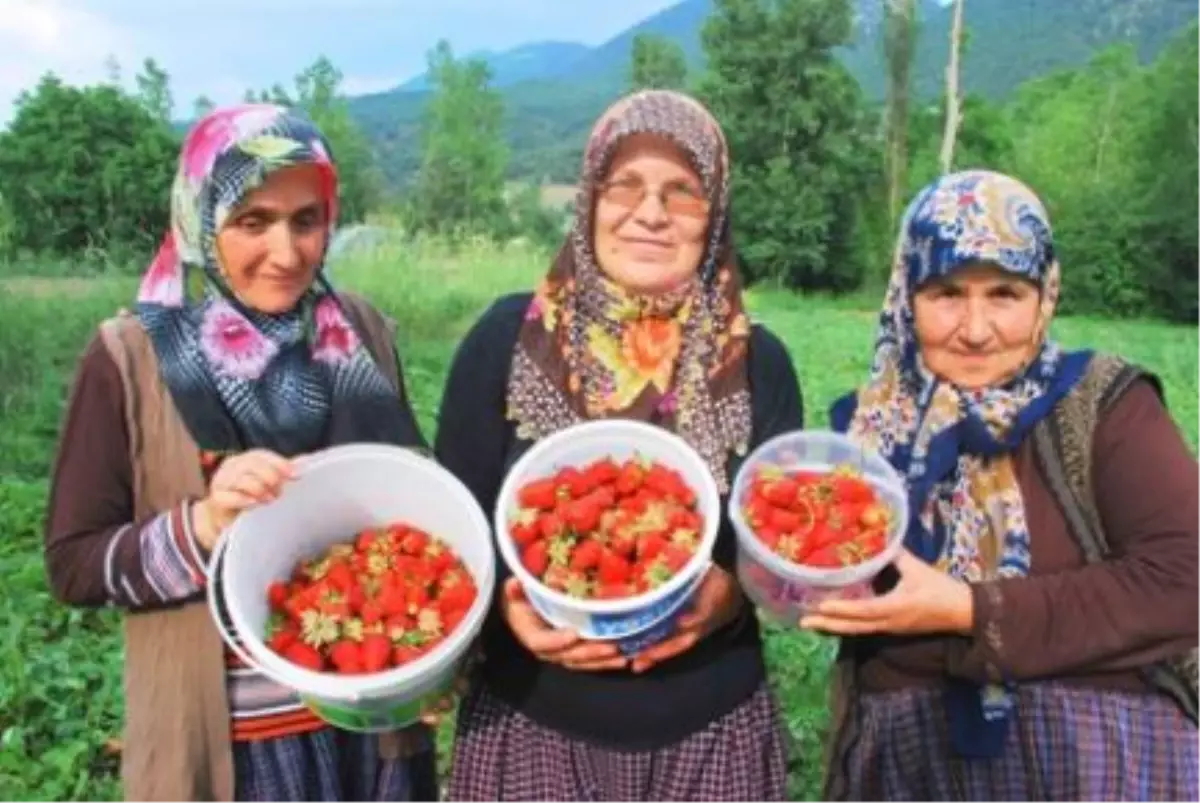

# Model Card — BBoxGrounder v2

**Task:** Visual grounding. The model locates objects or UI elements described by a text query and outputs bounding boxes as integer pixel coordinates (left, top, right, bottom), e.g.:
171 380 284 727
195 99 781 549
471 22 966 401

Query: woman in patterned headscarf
44 105 437 800
808 170 1198 800
435 90 804 800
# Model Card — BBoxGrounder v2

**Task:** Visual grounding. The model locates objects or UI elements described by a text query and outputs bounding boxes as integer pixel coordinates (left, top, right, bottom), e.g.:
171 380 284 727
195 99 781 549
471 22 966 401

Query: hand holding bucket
192 449 297 552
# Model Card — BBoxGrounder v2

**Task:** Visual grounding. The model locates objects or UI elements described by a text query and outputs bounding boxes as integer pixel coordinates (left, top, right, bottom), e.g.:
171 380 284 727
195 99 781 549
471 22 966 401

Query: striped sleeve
45 333 210 610
102 501 209 607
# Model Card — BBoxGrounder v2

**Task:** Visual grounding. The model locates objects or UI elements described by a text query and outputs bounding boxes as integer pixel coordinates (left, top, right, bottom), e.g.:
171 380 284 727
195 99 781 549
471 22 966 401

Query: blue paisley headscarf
135 104 410 457
831 169 1092 758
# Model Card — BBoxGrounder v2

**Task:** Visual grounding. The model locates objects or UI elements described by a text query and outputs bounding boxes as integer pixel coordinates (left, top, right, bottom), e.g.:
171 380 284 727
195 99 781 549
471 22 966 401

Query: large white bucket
207 444 495 732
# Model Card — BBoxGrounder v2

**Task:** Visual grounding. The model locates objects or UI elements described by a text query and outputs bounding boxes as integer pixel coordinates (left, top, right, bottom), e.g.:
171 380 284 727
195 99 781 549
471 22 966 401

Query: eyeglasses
598 176 710 220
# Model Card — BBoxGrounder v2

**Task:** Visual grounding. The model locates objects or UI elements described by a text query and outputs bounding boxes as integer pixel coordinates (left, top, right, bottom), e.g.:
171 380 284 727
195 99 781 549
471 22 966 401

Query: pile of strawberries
508 456 704 600
742 464 892 568
263 522 477 674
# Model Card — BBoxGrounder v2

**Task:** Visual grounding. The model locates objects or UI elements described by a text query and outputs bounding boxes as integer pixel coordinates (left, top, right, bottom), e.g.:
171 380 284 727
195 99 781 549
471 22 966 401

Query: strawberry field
2 237 1196 800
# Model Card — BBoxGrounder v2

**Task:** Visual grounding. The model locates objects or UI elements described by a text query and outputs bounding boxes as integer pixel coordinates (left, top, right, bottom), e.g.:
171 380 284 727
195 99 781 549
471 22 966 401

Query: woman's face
215 163 329 314
592 133 710 295
912 262 1044 389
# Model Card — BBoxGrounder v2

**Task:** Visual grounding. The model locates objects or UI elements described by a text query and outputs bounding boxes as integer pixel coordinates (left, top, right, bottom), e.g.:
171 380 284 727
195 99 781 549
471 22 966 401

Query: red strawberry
268 624 299 653
438 579 476 614
510 512 542 546
638 533 667 562
763 478 799 508
325 562 355 592
585 458 620 487
569 539 603 572
329 640 363 673
539 512 566 540
377 583 407 617
557 467 589 499
769 508 803 533
518 478 558 511
283 642 324 672
361 634 392 673
356 528 381 553
522 541 549 576
267 581 290 612
615 461 645 496
405 583 430 610
594 582 634 599
360 600 384 626
563 498 602 534
597 550 632 584
392 645 422 666
399 529 429 556
662 544 692 573
609 528 638 557
345 582 367 613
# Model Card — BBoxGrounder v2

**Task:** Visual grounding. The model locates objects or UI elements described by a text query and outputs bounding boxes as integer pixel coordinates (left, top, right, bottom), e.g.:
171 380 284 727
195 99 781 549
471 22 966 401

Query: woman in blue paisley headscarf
806 169 1198 800
44 104 438 801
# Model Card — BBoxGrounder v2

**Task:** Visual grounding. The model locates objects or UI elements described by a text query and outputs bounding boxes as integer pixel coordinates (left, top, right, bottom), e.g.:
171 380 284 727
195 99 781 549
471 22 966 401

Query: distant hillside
350 0 1197 188
397 41 591 91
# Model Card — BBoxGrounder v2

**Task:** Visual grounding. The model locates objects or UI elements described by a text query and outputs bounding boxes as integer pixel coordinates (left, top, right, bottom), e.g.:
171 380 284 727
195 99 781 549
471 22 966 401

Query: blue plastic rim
525 569 704 654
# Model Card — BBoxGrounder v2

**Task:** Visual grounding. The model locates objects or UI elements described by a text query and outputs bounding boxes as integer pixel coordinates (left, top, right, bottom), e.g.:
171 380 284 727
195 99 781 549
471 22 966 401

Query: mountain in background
396 41 592 91
348 0 1198 187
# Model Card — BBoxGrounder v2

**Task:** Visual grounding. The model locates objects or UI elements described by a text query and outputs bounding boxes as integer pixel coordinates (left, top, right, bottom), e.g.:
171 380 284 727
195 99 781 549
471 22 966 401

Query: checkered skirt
840 683 1199 801
447 682 789 801
233 728 438 801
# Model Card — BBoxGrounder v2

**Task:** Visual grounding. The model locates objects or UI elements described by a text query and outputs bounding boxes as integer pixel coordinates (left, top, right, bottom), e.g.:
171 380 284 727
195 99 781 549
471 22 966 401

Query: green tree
0 74 177 256
629 33 689 92
1130 21 1198 321
412 40 509 237
698 0 871 291
292 57 383 224
1005 45 1149 316
192 95 215 120
883 0 917 227
134 58 173 123
247 57 382 224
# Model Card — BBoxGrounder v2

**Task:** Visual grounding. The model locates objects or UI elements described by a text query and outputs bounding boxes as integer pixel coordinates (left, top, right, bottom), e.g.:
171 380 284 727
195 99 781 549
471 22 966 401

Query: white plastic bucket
494 420 721 655
207 443 495 732
728 430 908 623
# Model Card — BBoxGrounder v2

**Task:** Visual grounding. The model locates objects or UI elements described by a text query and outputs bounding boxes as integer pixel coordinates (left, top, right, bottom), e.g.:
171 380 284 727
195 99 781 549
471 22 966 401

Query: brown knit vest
98 293 405 801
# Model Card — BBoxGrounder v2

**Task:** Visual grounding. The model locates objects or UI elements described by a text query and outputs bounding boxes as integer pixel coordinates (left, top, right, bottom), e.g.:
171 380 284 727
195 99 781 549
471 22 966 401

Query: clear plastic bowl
494 420 721 655
728 430 908 623
210 443 495 732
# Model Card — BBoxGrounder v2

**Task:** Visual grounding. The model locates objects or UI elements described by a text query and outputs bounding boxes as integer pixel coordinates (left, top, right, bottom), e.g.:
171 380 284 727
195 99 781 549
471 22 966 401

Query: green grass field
1 238 1195 800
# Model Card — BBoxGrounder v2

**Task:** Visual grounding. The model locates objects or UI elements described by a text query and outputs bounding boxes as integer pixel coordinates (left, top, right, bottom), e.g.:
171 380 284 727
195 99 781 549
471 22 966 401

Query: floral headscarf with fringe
506 90 752 493
831 169 1092 757
135 104 412 457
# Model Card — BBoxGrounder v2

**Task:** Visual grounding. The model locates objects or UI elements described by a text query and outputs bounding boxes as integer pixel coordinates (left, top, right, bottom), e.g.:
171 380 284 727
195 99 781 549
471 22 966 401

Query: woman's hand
799 550 974 637
192 449 296 551
501 577 627 671
629 565 743 674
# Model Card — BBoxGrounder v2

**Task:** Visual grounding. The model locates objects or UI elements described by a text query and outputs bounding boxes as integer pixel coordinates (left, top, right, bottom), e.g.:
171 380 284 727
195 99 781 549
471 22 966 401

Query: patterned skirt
233 728 438 801
841 683 1199 801
447 682 790 801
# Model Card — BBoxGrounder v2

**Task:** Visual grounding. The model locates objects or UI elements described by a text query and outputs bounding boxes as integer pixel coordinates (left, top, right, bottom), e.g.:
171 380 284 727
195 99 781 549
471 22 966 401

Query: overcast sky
1 0 680 125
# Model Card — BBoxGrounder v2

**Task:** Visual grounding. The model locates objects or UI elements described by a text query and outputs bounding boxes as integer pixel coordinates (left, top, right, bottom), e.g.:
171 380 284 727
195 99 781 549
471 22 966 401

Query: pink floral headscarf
135 104 409 457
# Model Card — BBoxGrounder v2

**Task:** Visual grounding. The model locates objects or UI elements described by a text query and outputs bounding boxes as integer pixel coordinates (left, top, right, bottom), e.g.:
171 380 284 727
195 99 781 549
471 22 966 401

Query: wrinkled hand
193 449 296 551
799 550 974 637
501 577 627 672
630 565 743 674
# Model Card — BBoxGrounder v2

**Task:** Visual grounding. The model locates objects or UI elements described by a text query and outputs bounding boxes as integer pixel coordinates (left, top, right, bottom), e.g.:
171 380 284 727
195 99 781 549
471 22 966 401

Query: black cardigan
434 292 805 749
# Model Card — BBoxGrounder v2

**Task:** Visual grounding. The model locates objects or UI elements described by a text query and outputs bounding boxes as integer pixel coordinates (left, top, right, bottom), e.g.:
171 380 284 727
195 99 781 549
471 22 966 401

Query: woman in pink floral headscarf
44 105 437 801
